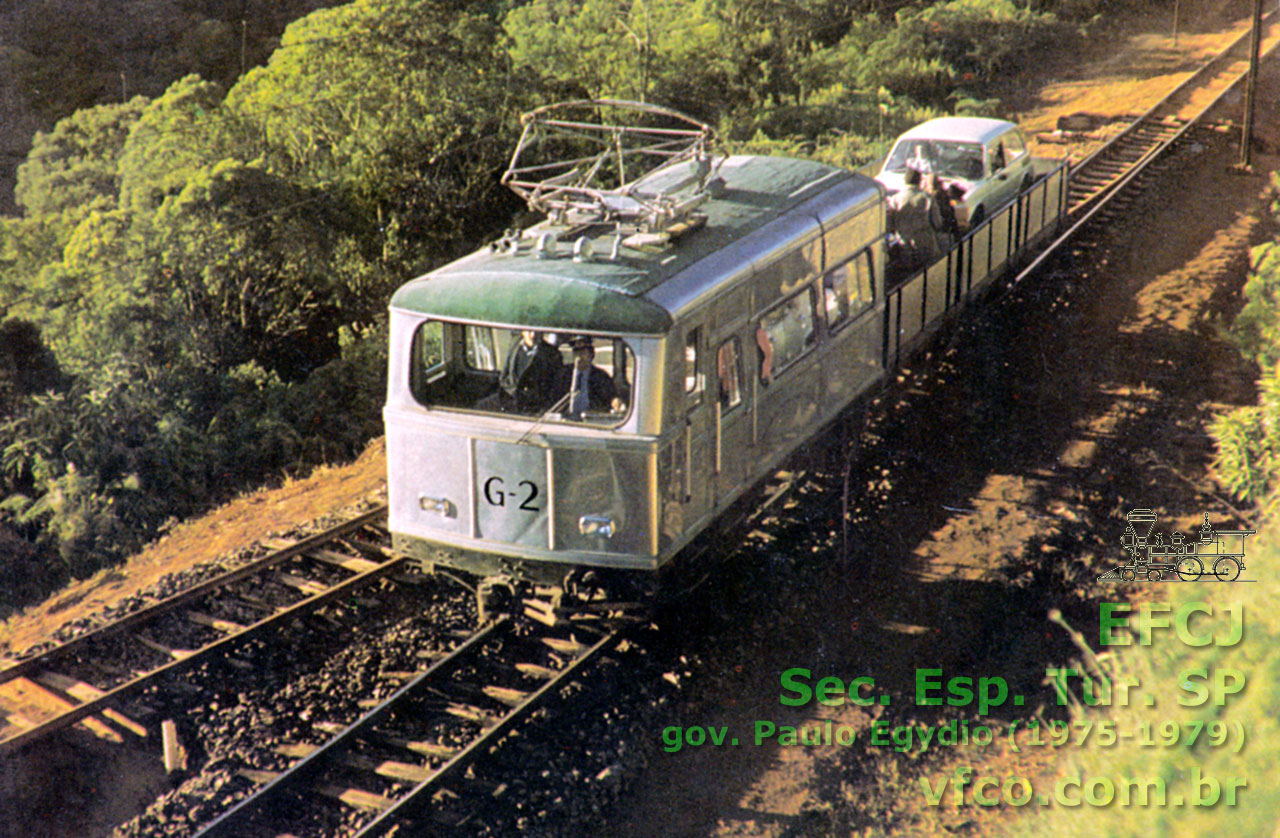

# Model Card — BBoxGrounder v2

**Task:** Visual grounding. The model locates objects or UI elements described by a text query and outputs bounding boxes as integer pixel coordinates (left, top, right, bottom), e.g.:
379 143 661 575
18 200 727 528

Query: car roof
894 117 1017 145
390 155 879 335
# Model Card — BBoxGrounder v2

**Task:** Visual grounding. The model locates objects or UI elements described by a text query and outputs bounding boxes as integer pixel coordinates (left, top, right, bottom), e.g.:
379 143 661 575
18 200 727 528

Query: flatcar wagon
382 100 1069 613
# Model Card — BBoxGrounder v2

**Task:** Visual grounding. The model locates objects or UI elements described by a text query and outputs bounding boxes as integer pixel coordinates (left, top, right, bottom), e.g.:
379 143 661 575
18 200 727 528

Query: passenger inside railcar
561 336 617 419
717 339 743 408
499 330 563 413
408 320 634 424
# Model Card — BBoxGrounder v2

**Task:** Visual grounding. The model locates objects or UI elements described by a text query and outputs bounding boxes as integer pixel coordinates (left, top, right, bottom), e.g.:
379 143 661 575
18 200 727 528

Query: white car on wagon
875 117 1034 230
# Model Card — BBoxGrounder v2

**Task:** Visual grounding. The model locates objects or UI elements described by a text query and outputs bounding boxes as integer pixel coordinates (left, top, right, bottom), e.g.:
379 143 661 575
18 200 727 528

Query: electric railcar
382 101 1069 610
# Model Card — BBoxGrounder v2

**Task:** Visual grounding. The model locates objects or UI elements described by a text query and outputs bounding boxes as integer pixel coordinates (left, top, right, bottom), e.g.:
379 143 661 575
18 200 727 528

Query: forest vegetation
2 0 1258 615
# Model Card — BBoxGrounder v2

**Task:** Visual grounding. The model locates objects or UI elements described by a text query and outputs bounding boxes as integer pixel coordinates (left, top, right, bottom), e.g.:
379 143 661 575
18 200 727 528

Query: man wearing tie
565 336 616 418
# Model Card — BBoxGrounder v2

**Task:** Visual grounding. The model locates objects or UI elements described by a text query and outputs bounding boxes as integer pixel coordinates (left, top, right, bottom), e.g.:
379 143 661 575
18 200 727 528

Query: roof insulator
535 232 556 259
572 237 595 263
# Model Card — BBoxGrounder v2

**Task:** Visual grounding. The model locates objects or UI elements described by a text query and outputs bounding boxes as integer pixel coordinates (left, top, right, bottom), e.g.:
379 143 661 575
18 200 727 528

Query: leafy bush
1228 233 1280 368
808 0 1073 107
0 321 387 610
1007 535 1279 838
1212 174 1280 521
1211 365 1280 522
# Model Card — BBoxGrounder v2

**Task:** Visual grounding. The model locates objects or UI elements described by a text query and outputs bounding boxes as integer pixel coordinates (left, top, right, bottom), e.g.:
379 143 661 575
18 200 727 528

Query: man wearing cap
564 336 616 418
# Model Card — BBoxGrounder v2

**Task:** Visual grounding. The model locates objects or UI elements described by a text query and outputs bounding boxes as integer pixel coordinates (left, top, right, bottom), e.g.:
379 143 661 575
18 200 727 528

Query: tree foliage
1213 177 1280 520
803 0 1071 108
0 0 1128 611
149 160 364 377
227 0 528 266
117 75 240 219
16 98 148 220
0 0 346 126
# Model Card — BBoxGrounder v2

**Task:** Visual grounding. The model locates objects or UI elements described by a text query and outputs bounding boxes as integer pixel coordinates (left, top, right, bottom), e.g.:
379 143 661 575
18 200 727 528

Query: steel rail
191 615 622 838
0 506 388 687
354 625 622 837
1011 11 1280 286
1069 7 1280 187
192 617 510 838
0 507 398 755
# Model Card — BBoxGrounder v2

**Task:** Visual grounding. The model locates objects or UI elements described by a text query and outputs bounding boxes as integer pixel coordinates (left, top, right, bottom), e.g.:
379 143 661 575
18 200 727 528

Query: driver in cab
563 336 616 418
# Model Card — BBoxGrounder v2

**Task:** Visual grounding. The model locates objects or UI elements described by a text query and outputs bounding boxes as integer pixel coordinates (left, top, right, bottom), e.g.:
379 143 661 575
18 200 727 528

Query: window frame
684 325 705 406
715 336 744 413
756 285 819 385
410 320 447 395
823 249 876 335
406 318 638 428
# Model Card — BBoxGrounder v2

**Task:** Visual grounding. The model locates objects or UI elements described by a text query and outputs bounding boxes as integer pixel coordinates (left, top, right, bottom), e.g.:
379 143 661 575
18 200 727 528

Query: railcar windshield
884 139 984 181
408 320 636 426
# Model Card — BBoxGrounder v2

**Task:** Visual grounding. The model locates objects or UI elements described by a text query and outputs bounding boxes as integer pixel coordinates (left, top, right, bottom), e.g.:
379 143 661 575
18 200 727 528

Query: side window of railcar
757 287 817 384
823 251 875 331
464 326 497 371
684 327 704 402
716 338 743 410
410 320 445 388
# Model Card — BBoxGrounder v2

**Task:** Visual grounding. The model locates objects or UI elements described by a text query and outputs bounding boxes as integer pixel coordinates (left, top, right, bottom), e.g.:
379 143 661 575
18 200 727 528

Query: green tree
0 319 62 418
2 98 148 308
148 159 369 377
226 0 527 268
117 74 239 219
505 0 771 117
15 97 147 220
805 0 1069 107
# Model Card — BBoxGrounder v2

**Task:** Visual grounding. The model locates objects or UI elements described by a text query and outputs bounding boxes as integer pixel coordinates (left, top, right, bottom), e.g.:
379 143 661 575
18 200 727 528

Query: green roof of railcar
389 155 858 334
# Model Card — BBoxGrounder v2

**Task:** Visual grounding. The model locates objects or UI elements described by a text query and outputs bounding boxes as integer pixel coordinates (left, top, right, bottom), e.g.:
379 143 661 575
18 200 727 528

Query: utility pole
1240 0 1264 169
240 19 248 77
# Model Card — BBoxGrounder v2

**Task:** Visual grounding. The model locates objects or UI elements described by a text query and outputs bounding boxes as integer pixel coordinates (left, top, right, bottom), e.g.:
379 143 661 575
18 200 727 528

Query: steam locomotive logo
1097 510 1255 583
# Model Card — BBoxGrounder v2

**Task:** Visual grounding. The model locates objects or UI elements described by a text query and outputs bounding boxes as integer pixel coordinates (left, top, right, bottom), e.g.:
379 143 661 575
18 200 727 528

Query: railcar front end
384 305 670 590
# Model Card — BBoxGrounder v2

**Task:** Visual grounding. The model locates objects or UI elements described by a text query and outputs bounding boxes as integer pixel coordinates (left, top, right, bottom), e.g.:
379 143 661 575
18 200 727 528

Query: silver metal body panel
383 152 1070 580
648 176 883 318
385 404 661 570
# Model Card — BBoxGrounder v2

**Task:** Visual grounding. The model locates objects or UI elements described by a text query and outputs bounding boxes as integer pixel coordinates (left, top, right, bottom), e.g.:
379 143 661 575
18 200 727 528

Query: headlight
578 514 615 538
418 495 456 517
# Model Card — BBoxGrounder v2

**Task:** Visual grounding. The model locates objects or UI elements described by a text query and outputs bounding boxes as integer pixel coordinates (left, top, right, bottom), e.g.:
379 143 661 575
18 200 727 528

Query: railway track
1016 6 1280 281
0 506 401 755
10 17 1280 838
192 612 626 837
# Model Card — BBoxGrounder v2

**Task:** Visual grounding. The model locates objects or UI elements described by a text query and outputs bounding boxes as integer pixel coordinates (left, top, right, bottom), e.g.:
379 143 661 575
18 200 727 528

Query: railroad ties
1066 9 1280 223
1012 6 1280 285
193 614 625 838
1066 117 1188 214
0 507 401 756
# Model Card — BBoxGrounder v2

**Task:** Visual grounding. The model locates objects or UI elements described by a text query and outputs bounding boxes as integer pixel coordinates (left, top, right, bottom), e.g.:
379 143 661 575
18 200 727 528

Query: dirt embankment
0 6 1275 838
609 10 1277 838
0 439 387 657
